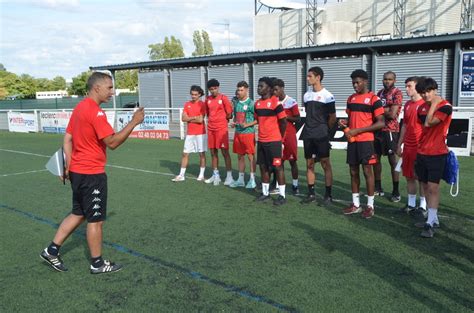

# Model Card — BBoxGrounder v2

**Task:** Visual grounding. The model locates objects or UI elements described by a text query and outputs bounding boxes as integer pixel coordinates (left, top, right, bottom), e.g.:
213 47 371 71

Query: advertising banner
7 112 38 133
117 111 169 140
40 111 72 133
460 51 474 97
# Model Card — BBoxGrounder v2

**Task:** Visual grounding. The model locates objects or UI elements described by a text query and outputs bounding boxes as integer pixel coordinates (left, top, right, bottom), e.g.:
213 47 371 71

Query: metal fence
0 95 139 110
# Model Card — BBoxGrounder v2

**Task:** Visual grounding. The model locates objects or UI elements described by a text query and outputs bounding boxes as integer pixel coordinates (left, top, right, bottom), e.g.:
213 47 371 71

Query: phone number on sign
131 130 170 140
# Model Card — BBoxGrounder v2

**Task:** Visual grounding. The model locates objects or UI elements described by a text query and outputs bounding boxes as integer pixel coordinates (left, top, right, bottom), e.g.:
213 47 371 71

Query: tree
18 74 37 98
0 63 5 71
192 30 214 56
50 76 67 90
68 71 90 96
148 36 184 60
115 70 138 90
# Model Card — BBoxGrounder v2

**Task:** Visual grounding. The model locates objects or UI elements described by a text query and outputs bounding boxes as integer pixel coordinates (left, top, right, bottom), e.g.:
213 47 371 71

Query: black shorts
303 138 331 160
70 172 107 222
374 131 399 156
257 141 282 168
347 141 377 166
415 154 447 184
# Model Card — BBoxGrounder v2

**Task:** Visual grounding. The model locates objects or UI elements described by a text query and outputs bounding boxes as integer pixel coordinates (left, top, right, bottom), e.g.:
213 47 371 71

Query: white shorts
183 134 207 153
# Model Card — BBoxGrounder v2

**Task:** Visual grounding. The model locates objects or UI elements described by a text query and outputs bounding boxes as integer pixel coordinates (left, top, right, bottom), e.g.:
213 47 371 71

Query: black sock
325 186 332 197
91 256 104 268
393 181 399 194
47 242 61 256
375 180 382 190
308 184 315 196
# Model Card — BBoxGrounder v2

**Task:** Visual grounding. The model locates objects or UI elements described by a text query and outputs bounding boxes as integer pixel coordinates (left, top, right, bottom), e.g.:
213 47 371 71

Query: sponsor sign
460 51 474 97
117 111 169 140
7 112 38 133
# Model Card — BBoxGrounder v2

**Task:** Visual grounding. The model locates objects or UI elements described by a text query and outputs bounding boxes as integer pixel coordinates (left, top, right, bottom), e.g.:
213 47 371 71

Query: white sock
250 172 255 180
278 184 286 198
226 171 233 179
262 183 270 196
292 179 298 187
419 197 427 210
408 194 416 207
427 208 438 226
199 167 205 177
213 169 219 177
238 172 245 182
179 168 186 176
367 195 374 208
352 193 360 207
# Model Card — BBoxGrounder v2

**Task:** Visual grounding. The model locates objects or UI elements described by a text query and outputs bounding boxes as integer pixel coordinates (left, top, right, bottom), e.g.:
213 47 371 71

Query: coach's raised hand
131 107 145 126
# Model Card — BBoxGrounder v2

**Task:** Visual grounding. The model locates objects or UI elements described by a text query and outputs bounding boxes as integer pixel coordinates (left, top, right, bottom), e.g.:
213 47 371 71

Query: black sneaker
410 207 428 221
40 248 68 272
374 189 385 196
390 193 401 202
420 223 435 238
301 194 316 204
292 185 300 196
273 195 286 206
400 205 416 214
415 221 440 229
90 260 123 274
255 193 272 202
322 195 333 205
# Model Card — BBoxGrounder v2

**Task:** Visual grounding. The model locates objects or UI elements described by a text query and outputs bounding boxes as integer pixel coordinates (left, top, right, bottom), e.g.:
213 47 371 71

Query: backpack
442 150 459 197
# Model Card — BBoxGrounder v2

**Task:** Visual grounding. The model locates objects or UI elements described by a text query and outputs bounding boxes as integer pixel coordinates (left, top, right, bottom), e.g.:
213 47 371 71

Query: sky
0 0 263 80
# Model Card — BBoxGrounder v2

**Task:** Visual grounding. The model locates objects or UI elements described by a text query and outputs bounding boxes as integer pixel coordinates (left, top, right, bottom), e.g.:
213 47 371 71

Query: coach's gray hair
87 72 112 91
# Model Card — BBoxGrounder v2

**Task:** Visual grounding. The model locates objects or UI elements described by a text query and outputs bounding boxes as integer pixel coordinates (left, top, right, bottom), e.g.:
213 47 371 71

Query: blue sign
461 51 474 97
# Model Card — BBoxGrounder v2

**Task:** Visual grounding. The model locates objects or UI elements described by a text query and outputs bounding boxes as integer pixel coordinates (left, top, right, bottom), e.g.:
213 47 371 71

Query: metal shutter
253 60 304 105
375 50 451 102
170 67 206 109
138 70 169 108
309 55 370 107
207 64 250 99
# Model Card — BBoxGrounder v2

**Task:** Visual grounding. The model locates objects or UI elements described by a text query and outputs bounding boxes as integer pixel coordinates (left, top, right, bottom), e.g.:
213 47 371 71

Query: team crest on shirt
352 97 356 101
243 105 248 111
218 100 222 104
364 98 370 104
267 102 271 107
208 100 211 104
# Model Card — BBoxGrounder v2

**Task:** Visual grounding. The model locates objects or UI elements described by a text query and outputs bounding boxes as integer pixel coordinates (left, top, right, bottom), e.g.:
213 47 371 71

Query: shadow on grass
320 198 474 277
292 222 474 311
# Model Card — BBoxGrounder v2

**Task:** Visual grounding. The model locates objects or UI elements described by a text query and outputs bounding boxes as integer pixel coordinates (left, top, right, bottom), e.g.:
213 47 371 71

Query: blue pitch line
0 204 299 313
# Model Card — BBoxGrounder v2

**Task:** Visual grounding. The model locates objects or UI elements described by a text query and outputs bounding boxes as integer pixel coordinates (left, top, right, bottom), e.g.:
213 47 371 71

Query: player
342 69 385 219
374 71 403 201
172 85 207 182
204 79 235 186
273 78 301 195
300 66 336 205
254 77 287 206
230 81 257 189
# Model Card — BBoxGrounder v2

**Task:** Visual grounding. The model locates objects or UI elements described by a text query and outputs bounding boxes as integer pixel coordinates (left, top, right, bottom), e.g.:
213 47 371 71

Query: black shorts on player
70 172 108 222
374 131 399 156
347 141 377 166
257 141 282 168
415 154 446 184
303 137 331 160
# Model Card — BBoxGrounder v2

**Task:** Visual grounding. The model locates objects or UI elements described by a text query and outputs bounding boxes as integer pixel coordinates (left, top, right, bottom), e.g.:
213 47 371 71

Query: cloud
27 0 81 10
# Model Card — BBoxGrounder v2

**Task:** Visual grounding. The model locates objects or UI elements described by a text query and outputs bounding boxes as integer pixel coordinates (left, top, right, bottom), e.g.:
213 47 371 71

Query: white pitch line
0 148 49 158
0 169 48 177
0 148 180 179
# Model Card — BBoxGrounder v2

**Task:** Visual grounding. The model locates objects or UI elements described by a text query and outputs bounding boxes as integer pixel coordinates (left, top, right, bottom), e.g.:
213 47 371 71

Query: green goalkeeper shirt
232 98 255 134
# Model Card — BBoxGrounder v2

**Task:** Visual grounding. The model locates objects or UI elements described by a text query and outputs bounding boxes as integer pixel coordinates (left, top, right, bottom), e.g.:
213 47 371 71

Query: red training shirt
346 92 384 142
205 94 232 131
255 96 287 142
66 98 115 174
417 100 452 155
280 95 300 139
377 87 403 132
402 98 424 149
184 100 206 135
